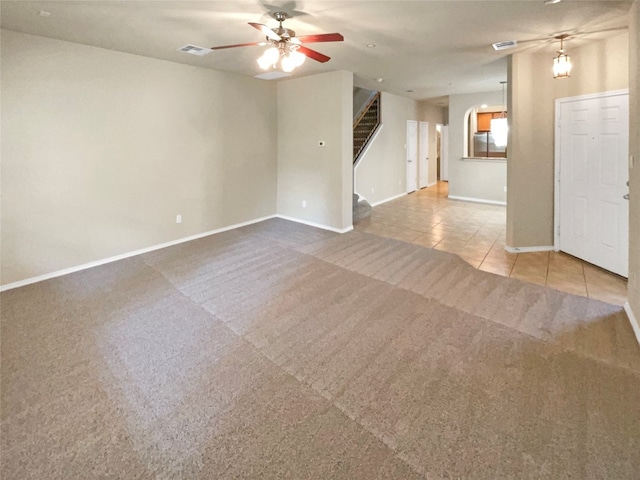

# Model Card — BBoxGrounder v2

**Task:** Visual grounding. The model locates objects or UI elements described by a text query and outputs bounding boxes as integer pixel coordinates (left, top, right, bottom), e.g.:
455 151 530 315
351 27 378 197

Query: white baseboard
448 195 506 206
275 215 353 234
0 214 279 292
426 181 438 188
371 192 406 207
623 302 640 347
504 245 555 254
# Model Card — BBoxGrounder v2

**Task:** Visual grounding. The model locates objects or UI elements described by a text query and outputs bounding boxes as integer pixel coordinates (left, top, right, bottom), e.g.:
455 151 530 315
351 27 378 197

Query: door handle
623 193 629 200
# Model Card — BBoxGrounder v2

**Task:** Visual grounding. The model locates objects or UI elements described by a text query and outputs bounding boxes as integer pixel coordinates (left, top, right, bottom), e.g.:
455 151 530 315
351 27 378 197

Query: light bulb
290 50 305 67
263 47 279 65
553 53 572 78
257 54 271 70
490 118 508 148
281 54 296 72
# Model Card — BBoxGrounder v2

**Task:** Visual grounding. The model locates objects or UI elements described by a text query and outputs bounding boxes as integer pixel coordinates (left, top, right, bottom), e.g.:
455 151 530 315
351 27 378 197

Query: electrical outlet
371 187 375 194
504 186 507 192
302 200 307 208
176 214 182 224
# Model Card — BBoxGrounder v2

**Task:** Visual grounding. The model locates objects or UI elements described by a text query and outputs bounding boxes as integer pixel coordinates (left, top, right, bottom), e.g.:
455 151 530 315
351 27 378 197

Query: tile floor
355 181 628 306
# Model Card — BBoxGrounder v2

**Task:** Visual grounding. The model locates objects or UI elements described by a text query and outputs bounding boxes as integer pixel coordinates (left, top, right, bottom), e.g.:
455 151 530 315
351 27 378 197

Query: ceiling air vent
177 44 211 56
492 40 518 51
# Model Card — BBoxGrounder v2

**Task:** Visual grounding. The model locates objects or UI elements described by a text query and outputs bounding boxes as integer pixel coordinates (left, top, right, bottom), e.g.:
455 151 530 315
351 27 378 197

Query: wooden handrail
353 92 381 129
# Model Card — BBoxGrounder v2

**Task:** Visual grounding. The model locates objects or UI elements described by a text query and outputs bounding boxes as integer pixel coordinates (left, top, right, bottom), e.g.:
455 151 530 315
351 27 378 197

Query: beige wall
448 90 507 204
1 29 278 286
417 101 447 186
277 70 353 231
354 92 418 204
507 33 629 248
629 1 640 319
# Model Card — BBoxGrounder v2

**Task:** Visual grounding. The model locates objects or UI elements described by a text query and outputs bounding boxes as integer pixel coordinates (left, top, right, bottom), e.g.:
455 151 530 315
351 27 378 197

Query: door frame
406 120 418 193
440 125 449 182
419 121 429 188
553 89 629 251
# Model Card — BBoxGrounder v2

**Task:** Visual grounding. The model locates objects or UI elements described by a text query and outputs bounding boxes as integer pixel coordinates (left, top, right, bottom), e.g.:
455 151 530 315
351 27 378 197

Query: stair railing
353 92 381 164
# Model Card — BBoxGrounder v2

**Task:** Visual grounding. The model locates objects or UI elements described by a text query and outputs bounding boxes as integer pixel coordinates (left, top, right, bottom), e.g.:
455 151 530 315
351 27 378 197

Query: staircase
353 92 381 165
352 91 380 223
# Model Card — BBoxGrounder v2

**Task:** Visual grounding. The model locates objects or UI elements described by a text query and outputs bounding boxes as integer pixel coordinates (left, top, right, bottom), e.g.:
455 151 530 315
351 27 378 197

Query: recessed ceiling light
544 0 562 4
481 104 488 108
375 78 383 83
38 10 51 17
367 44 376 48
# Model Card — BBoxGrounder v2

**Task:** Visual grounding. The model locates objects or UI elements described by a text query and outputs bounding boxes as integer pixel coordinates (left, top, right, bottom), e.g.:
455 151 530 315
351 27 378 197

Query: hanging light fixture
553 34 572 79
491 81 508 148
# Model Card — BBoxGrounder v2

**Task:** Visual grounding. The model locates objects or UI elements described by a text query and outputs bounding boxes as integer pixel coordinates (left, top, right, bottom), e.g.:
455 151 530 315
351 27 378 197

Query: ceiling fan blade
297 33 344 44
248 22 281 41
297 46 331 63
211 41 264 50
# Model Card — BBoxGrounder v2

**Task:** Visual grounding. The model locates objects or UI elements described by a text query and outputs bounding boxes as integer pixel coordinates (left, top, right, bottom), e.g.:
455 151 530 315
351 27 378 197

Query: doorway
406 120 418 193
555 90 629 277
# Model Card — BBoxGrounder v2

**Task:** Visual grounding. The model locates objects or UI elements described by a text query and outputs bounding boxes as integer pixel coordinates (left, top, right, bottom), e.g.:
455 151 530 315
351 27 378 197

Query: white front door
557 91 629 277
406 120 418 193
419 121 429 188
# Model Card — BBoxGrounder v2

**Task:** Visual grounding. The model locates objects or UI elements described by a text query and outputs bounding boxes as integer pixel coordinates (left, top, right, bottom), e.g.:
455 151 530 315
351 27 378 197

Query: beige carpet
2 218 639 479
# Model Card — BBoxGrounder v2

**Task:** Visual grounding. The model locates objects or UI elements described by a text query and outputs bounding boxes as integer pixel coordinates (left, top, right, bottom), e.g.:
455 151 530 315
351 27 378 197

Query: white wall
447 90 507 204
354 92 419 204
277 71 353 231
1 29 278 286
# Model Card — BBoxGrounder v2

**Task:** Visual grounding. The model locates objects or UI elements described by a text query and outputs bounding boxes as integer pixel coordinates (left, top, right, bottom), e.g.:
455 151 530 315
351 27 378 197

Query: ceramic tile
354 182 627 304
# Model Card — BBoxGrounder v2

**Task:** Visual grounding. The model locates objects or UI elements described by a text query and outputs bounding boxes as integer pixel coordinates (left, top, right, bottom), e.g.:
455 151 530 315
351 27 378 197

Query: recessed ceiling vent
177 44 211 56
492 40 518 51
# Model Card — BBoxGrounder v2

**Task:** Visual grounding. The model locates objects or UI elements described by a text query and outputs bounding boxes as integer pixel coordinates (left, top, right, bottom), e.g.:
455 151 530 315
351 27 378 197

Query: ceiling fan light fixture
257 55 271 70
290 49 306 67
281 54 296 72
264 47 280 64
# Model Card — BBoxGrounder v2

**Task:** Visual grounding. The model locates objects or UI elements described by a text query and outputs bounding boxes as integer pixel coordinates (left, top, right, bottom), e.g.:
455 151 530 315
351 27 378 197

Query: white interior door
406 120 418 193
419 121 429 188
557 91 629 277
440 125 449 181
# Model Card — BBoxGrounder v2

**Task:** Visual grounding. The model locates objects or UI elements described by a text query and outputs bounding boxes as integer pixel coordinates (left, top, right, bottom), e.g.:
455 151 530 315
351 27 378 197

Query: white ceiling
0 1 633 102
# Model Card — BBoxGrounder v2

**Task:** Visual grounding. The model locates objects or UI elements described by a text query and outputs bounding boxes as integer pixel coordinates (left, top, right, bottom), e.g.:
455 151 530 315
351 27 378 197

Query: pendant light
491 81 508 148
553 34 572 79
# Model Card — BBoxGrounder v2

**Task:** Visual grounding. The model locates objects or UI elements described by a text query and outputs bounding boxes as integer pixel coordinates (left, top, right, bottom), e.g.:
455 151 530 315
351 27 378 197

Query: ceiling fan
210 11 344 72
